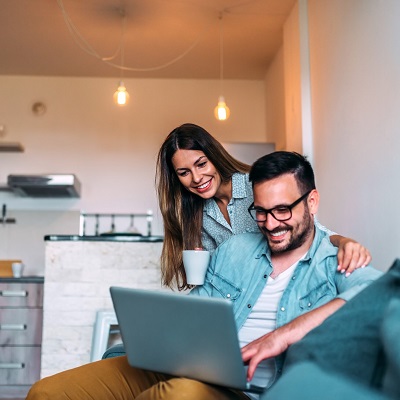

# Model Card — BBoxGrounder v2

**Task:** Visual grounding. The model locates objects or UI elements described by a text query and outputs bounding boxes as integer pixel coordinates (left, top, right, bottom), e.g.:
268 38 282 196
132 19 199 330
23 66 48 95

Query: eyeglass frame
247 190 313 223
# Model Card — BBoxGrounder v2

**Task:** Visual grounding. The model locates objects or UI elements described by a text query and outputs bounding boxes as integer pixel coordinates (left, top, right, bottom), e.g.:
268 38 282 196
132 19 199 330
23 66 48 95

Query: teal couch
104 259 400 400
265 259 400 400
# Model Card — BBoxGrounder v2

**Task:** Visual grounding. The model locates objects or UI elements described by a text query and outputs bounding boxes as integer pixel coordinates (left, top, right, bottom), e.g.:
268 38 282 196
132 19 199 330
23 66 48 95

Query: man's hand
241 328 290 381
330 235 372 276
241 298 346 381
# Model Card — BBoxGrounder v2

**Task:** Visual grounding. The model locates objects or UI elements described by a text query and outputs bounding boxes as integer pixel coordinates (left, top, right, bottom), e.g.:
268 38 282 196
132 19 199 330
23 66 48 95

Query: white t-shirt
238 261 298 400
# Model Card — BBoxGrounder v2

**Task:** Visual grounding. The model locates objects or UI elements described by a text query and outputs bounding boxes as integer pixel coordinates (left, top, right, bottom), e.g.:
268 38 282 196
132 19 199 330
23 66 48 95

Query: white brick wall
41 240 163 378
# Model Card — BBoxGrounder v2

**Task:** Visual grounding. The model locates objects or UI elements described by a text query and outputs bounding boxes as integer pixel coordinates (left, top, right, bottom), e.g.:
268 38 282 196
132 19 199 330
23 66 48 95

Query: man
191 151 381 398
27 152 381 400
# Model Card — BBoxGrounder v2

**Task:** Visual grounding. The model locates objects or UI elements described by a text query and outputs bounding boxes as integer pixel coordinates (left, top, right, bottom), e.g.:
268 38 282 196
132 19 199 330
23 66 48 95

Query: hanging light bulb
113 10 130 106
215 13 230 121
214 96 230 121
114 81 129 106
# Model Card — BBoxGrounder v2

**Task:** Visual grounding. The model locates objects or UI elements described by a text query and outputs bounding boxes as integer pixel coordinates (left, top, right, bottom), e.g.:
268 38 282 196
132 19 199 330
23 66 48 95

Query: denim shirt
191 226 382 387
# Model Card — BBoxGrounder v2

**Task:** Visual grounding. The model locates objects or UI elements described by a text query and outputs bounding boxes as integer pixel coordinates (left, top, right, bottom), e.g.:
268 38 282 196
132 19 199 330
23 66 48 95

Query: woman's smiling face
172 149 222 199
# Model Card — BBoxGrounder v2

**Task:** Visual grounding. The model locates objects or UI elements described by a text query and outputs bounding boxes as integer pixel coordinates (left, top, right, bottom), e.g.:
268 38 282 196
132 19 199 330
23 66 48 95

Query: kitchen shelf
80 211 154 237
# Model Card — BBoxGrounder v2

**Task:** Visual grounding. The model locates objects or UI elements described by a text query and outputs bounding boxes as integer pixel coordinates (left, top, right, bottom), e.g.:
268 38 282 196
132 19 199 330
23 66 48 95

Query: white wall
0 210 80 275
283 1 303 153
0 76 266 249
264 47 286 150
222 142 276 165
308 0 400 271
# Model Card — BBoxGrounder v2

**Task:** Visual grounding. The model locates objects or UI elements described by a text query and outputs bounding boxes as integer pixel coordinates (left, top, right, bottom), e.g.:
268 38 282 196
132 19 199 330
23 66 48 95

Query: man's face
253 174 318 254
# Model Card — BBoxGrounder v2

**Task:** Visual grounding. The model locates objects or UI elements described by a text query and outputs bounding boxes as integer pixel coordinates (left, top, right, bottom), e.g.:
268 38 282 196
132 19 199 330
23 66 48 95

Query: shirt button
280 307 285 312
292 276 296 280
226 294 231 298
247 304 252 309
263 274 267 279
308 302 312 307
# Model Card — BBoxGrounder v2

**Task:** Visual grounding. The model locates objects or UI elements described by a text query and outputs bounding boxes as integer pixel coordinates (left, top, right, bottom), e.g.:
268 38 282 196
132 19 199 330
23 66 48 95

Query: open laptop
110 286 265 393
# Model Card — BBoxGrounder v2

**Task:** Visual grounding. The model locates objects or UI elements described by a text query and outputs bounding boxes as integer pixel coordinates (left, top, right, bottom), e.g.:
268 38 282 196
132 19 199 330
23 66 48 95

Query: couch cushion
264 361 390 400
381 299 400 398
283 259 400 389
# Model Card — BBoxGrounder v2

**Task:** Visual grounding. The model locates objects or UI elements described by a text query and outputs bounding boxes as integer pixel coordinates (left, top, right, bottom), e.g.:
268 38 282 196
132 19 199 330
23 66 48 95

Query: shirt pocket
208 273 242 300
298 281 334 311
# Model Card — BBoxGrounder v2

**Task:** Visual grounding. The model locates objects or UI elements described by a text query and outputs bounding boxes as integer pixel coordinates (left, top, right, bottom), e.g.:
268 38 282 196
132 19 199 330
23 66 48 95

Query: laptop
110 286 265 393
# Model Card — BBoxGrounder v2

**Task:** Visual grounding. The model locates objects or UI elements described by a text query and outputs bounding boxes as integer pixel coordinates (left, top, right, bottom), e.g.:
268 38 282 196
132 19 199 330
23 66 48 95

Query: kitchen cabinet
0 277 44 398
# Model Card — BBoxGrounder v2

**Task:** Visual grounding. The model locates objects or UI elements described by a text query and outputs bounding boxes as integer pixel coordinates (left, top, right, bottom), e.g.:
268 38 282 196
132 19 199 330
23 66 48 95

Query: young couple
27 123 378 400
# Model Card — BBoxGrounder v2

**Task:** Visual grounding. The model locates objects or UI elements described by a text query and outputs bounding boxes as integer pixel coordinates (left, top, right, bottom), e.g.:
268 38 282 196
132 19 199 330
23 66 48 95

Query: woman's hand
330 235 372 276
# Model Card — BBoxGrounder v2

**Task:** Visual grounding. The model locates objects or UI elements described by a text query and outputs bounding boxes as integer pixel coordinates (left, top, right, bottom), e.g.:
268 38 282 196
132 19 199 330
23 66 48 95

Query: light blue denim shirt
201 172 334 253
191 225 382 386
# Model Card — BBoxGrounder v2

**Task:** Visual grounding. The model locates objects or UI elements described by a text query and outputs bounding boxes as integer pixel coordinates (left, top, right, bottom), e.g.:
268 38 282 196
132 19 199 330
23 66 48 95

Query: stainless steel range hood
7 174 81 198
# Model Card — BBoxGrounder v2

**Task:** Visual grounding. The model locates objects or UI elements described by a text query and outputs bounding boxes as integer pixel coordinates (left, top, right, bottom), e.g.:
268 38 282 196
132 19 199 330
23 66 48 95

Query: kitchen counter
41 235 164 379
44 235 163 242
0 276 44 283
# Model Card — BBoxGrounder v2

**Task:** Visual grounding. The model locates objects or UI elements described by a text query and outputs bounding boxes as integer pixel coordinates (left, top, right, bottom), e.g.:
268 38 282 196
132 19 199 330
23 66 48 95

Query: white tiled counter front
41 238 163 378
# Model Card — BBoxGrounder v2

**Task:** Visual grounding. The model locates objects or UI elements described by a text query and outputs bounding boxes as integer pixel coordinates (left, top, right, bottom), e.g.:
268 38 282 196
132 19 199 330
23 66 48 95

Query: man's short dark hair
249 151 316 194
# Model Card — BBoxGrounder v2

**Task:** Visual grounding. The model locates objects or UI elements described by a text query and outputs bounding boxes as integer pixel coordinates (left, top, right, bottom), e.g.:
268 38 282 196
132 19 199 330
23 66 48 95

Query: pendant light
114 81 129 106
113 11 129 106
214 13 230 121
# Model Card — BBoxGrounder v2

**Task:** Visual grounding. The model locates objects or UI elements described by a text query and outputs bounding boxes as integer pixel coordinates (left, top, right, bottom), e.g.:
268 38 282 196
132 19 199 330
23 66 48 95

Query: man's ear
308 189 319 215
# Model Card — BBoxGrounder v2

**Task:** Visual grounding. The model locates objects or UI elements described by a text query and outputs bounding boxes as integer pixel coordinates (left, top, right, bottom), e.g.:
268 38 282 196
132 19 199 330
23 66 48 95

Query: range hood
7 174 81 198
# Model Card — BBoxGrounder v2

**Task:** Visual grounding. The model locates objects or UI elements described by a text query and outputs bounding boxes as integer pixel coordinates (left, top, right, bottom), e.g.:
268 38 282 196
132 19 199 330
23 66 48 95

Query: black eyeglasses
248 190 312 223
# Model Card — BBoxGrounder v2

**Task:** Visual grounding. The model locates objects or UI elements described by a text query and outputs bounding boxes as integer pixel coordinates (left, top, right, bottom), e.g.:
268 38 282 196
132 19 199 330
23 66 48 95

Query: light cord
57 0 214 72
56 0 264 73
219 13 224 93
57 0 124 62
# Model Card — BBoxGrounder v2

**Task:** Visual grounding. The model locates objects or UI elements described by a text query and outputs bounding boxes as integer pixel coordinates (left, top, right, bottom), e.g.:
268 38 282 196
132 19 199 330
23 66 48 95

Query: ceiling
0 0 296 80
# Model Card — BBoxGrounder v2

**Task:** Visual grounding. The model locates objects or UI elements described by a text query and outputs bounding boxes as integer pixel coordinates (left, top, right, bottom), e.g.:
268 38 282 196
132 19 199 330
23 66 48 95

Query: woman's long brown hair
156 123 250 290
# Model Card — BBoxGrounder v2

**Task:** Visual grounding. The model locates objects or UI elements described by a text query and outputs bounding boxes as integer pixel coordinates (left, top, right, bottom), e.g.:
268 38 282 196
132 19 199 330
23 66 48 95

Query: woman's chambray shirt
201 173 257 252
201 172 334 253
191 226 382 388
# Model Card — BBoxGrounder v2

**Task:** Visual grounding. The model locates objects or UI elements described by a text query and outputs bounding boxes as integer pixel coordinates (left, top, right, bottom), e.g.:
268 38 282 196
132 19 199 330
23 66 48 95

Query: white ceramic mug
182 249 210 285
11 262 24 278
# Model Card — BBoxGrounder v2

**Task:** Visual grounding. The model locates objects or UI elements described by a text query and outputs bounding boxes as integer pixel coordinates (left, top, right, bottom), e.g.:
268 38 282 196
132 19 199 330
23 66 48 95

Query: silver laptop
110 286 265 393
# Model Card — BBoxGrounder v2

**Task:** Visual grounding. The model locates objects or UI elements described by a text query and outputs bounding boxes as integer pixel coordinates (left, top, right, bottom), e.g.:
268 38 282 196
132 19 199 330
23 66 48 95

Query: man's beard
262 206 314 254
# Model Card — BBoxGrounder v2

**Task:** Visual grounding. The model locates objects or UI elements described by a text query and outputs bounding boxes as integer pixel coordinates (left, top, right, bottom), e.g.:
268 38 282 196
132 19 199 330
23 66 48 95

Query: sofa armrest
102 343 126 359
263 362 390 400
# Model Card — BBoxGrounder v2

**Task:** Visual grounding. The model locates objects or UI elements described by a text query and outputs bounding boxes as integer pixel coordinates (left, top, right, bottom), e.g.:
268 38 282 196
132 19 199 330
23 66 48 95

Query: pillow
283 259 400 388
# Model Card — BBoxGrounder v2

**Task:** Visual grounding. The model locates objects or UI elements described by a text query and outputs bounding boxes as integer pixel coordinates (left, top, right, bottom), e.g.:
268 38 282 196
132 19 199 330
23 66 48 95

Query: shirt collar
231 172 250 199
302 224 337 263
255 223 336 264
203 172 249 213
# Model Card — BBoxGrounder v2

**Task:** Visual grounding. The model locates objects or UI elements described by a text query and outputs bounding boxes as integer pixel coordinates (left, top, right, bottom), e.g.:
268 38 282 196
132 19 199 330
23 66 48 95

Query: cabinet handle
0 290 28 297
0 362 25 369
0 324 27 331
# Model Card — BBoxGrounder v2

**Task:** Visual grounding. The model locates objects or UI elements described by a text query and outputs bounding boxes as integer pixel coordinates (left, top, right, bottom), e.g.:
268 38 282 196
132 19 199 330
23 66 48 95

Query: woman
156 123 371 290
